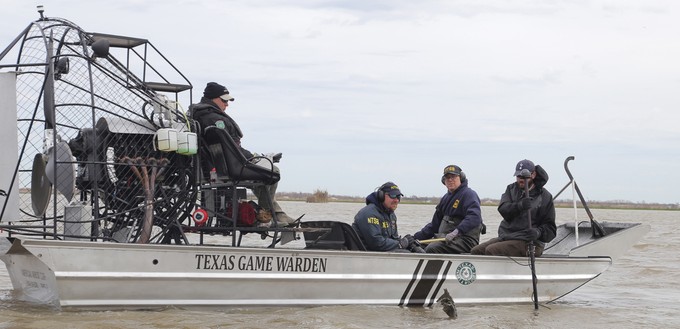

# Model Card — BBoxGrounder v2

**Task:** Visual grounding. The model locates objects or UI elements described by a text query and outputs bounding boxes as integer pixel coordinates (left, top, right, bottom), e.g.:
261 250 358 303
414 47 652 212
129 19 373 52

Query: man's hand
445 229 459 242
399 234 415 249
528 228 541 241
518 197 533 210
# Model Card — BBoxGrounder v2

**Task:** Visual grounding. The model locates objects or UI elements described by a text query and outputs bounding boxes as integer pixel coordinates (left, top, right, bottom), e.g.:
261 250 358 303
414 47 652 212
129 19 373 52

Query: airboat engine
68 116 197 242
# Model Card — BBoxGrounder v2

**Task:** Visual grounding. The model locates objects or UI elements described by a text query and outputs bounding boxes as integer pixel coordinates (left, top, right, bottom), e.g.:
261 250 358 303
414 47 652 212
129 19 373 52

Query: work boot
256 209 272 223
273 212 296 227
257 221 272 228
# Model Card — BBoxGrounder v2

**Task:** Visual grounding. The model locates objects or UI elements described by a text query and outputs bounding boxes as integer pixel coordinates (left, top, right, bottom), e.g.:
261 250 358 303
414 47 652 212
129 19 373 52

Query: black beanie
203 82 229 99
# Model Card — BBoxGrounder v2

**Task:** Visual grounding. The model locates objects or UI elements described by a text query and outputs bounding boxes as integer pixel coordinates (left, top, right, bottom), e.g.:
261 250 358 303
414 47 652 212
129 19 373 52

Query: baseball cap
380 182 403 198
219 93 235 102
514 159 535 176
443 165 463 176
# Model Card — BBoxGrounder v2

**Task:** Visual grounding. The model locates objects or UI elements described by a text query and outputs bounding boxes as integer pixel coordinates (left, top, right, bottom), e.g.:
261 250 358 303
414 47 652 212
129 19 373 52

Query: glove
518 197 533 210
528 228 541 241
445 229 459 242
399 234 415 249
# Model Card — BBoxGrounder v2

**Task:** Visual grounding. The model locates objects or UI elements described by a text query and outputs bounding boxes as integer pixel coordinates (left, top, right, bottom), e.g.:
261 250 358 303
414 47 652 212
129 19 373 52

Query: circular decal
455 261 476 285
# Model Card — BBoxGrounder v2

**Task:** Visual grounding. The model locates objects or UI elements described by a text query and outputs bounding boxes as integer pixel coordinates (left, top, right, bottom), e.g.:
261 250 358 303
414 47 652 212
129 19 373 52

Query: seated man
413 165 484 254
352 182 423 253
189 82 294 226
471 159 556 257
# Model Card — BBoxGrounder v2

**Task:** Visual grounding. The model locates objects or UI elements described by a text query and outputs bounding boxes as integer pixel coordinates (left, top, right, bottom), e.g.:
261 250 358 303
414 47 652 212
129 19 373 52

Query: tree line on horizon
276 190 679 210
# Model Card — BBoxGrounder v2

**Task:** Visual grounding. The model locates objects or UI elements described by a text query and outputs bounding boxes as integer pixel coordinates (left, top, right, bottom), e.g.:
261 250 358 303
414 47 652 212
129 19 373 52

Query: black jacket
189 98 253 158
497 165 557 246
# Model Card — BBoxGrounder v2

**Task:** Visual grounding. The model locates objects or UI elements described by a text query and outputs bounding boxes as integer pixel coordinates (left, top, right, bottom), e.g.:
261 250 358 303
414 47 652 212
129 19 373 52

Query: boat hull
1 238 611 309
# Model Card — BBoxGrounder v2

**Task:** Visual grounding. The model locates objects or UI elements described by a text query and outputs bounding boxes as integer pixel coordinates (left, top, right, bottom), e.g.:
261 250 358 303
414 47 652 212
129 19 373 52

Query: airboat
0 9 648 310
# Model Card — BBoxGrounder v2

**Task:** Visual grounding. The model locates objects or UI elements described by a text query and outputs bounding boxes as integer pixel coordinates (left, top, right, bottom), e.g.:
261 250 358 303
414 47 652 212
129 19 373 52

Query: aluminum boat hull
2 237 612 309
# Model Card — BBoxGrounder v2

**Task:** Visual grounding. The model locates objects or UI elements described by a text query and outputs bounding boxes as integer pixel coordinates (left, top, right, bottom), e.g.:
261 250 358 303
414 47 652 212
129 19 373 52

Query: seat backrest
300 221 367 251
203 127 280 185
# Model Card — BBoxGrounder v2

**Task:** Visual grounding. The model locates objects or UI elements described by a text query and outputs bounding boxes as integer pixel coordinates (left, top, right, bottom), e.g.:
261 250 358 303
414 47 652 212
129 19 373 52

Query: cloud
1 0 678 203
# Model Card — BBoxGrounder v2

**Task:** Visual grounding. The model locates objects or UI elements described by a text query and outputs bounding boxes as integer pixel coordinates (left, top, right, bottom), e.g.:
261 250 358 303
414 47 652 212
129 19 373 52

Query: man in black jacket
471 159 556 257
189 82 293 225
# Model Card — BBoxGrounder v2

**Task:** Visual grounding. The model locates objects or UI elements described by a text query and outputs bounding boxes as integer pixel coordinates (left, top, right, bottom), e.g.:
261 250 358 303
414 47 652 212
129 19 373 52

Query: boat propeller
30 142 77 217
30 153 52 217
29 32 77 217
45 141 76 202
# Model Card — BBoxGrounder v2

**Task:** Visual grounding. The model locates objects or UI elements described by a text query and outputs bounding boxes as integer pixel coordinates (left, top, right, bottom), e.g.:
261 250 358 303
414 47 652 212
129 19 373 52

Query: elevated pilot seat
197 126 284 245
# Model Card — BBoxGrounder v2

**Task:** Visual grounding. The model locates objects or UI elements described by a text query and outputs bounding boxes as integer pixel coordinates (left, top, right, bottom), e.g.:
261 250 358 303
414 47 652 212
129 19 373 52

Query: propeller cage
0 16 195 243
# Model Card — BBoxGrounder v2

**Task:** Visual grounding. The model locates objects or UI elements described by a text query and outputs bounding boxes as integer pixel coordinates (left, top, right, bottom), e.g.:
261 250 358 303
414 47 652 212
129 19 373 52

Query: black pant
470 237 544 257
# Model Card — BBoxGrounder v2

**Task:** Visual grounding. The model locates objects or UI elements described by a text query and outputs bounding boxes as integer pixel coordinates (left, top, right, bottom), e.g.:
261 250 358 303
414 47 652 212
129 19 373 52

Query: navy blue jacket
413 181 483 240
352 192 401 251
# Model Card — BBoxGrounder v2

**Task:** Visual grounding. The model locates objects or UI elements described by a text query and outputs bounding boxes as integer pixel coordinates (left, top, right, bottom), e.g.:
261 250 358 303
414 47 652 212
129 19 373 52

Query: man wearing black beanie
189 82 295 226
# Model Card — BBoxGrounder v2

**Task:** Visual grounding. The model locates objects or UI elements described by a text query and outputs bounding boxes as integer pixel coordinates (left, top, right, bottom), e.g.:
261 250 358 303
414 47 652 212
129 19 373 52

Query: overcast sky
2 0 679 204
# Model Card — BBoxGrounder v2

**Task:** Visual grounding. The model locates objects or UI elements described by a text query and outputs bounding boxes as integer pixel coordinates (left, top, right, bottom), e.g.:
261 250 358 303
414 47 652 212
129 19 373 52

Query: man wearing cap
189 82 294 225
352 182 423 252
471 159 556 257
412 165 485 254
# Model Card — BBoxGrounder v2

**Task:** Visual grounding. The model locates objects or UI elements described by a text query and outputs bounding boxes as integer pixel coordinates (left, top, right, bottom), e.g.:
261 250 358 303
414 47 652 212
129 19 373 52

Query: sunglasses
387 194 401 200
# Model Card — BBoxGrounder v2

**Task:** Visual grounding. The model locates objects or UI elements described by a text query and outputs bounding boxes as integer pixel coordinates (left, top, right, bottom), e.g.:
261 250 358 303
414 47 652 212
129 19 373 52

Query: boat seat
202 126 280 185
300 221 367 251
195 126 286 246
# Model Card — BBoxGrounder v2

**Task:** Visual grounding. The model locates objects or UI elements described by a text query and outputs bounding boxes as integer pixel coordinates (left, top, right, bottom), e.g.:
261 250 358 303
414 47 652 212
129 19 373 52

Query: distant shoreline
276 192 679 211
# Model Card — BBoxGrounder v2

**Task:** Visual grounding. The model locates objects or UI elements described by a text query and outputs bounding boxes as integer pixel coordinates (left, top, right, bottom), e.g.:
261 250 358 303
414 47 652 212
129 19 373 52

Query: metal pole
520 169 539 311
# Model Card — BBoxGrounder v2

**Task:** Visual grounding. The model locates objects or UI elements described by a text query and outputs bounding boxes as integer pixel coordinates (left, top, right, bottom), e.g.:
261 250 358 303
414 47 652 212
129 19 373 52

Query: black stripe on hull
399 259 424 306
399 259 452 306
427 260 453 307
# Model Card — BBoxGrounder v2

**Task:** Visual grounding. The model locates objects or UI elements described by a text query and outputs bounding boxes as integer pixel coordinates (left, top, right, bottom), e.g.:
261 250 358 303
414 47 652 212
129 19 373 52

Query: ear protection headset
441 165 467 184
377 187 385 203
376 182 395 202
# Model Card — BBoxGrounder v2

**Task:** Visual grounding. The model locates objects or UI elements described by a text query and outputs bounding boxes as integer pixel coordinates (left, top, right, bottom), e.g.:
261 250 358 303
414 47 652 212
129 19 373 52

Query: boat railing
552 156 606 241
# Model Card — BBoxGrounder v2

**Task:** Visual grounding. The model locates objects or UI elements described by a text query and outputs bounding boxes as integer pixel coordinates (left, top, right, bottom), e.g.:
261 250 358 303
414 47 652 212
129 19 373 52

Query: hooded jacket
497 165 557 246
352 192 401 251
413 180 483 241
189 98 253 158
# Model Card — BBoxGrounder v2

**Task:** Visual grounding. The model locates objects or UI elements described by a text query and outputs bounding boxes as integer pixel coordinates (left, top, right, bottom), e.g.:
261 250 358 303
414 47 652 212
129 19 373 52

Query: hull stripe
406 260 445 306
399 259 424 306
427 260 453 307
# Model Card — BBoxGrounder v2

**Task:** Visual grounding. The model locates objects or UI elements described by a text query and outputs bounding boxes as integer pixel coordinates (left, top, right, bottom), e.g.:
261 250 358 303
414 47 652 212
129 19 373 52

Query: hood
188 98 219 115
365 192 379 206
364 192 393 214
533 164 549 188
